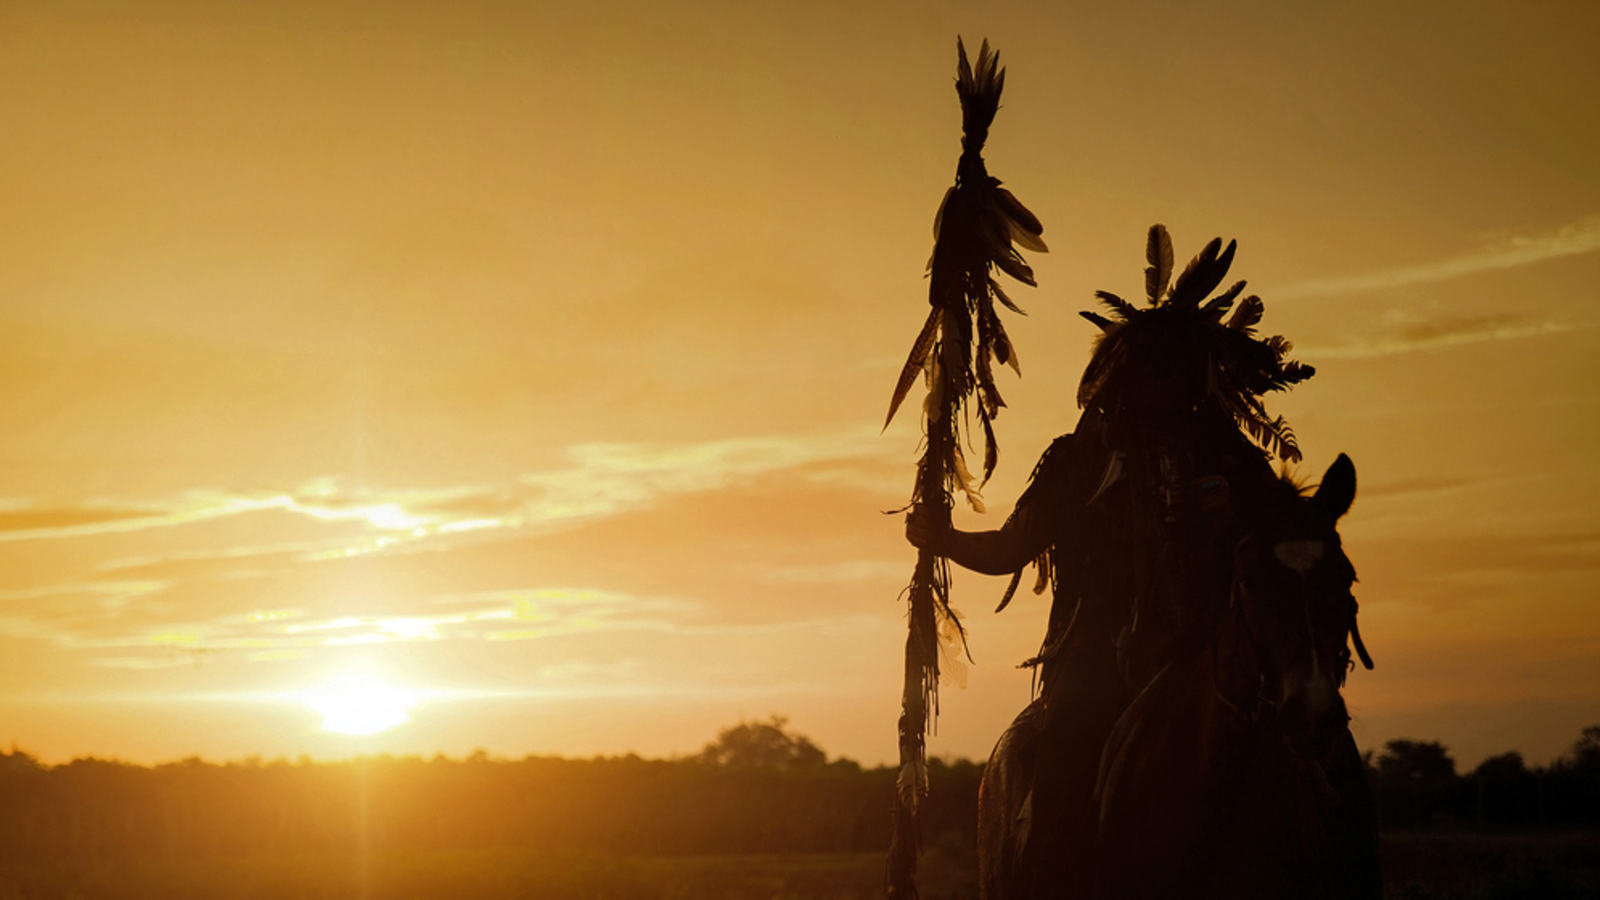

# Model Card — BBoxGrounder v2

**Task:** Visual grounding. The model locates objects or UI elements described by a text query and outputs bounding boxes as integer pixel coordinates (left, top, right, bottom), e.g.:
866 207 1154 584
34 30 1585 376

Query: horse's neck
1095 649 1246 864
1210 608 1266 720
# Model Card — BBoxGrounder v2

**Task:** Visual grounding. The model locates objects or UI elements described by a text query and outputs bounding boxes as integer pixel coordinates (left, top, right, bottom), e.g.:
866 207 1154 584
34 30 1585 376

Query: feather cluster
1076 225 1313 462
885 38 1046 506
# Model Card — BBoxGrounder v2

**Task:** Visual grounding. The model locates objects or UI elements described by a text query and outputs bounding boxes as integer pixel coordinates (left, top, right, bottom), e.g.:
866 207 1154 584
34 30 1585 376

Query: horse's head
1231 453 1370 758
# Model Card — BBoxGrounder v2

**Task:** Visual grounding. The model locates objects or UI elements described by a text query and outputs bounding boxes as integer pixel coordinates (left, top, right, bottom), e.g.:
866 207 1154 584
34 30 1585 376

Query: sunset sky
2 0 1596 770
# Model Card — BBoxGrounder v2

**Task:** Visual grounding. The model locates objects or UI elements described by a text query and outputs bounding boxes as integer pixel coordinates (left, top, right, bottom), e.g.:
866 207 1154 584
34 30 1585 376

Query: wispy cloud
759 560 906 584
1278 213 1600 300
516 430 883 530
0 506 158 533
0 429 897 662
0 585 699 659
2 429 885 554
1358 476 1477 500
1302 314 1584 359
0 492 441 544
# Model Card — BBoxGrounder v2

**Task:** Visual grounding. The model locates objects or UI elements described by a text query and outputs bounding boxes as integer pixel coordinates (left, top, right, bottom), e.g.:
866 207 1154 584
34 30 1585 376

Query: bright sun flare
301 673 419 736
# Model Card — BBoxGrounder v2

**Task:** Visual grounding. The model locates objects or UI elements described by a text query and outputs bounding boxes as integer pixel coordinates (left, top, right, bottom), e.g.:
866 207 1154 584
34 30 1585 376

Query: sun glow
300 673 419 736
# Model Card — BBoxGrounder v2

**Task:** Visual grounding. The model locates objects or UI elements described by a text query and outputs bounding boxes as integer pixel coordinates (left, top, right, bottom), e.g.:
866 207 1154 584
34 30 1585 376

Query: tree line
1 717 1596 864
0 717 979 863
1366 725 1600 831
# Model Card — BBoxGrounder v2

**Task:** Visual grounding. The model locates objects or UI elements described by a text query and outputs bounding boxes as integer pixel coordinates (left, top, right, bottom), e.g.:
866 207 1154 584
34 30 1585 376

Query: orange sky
1 0 1597 769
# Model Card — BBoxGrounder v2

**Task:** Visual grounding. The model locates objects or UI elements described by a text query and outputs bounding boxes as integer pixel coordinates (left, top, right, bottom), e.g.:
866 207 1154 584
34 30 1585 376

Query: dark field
1380 832 1600 899
3 834 1599 900
0 850 925 900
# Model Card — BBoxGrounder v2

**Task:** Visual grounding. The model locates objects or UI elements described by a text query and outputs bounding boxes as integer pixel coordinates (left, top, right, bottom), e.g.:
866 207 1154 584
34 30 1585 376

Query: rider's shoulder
1021 430 1111 502
1036 430 1115 473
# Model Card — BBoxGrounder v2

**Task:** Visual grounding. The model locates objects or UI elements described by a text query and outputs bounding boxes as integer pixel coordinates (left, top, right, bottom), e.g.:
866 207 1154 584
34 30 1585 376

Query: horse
978 454 1379 900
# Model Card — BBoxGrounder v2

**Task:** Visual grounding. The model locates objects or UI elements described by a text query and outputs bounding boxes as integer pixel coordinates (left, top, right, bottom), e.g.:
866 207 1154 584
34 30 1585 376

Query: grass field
1380 831 1600 899
2 833 1596 899
0 847 984 900
0 851 884 900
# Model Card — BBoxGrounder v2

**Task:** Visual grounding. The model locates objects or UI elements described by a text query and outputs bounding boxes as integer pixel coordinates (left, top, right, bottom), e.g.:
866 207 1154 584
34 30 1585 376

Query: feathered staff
884 38 1045 899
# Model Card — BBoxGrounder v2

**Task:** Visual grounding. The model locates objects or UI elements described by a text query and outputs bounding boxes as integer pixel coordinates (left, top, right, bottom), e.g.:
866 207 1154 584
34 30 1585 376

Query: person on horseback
906 226 1327 898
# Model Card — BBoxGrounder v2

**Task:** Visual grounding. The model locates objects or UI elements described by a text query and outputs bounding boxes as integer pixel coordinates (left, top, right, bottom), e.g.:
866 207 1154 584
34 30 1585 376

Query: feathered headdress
1077 225 1313 462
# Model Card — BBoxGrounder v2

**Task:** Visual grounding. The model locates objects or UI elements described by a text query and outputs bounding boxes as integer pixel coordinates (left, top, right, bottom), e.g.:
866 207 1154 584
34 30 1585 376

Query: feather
922 350 945 423
992 182 1043 235
1005 215 1049 254
938 632 969 689
1232 400 1303 463
995 570 1024 613
992 281 1026 316
1145 224 1173 304
1227 295 1264 332
1271 416 1302 462
1201 280 1247 320
956 38 1002 147
1281 360 1315 383
980 381 1004 419
884 308 941 429
931 186 955 241
1095 290 1139 322
976 299 997 377
981 409 999 484
940 308 968 383
1077 331 1125 407
1170 237 1221 303
992 315 1020 374
976 212 1017 265
993 184 1047 252
975 363 998 419
1086 451 1125 505
1080 310 1116 332
951 442 985 512
993 248 1036 286
898 758 929 810
1170 238 1236 309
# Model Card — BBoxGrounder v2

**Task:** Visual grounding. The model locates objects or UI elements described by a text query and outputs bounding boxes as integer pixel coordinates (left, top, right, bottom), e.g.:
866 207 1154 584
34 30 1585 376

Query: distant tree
1470 751 1529 782
1376 739 1456 788
697 715 827 771
1374 739 1458 829
1565 725 1600 774
0 747 43 775
1361 748 1378 780
1468 751 1540 828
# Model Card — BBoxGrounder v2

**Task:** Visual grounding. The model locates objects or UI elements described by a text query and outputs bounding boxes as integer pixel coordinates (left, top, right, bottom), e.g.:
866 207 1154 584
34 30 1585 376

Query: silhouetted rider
907 227 1327 898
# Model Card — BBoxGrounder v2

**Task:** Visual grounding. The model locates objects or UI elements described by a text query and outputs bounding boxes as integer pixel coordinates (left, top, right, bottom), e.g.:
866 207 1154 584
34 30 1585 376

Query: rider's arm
904 504 1047 576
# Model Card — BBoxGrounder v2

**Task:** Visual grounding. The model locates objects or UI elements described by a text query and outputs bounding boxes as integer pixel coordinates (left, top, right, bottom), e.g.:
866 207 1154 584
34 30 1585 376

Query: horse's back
978 698 1046 900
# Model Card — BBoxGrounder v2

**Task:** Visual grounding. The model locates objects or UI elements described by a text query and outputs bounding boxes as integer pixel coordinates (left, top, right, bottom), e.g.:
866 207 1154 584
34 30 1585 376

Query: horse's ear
1313 453 1357 521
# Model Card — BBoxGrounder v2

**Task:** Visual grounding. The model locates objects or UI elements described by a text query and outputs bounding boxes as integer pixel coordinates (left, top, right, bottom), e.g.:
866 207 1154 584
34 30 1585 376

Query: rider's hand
904 506 948 554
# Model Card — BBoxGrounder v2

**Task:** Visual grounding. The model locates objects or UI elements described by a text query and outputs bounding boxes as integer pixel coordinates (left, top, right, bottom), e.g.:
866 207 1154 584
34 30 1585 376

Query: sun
300 672 419 736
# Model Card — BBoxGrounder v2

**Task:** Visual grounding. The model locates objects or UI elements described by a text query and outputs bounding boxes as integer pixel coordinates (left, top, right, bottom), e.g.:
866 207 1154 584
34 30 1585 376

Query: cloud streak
1278 213 1600 300
0 428 899 666
1302 314 1584 360
515 430 884 530
2 428 887 553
